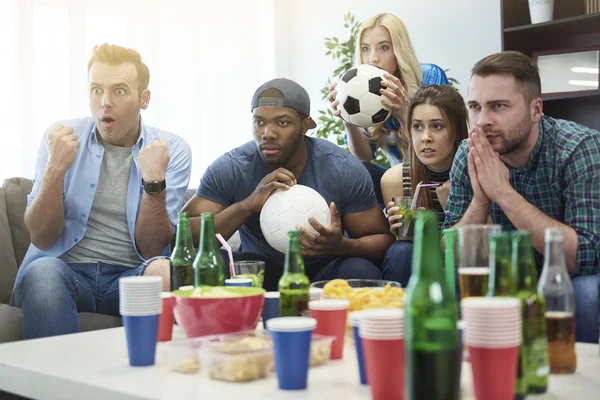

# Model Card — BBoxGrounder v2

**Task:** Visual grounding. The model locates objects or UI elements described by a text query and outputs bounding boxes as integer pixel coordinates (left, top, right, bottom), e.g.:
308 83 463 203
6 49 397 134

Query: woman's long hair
408 85 469 209
354 13 422 157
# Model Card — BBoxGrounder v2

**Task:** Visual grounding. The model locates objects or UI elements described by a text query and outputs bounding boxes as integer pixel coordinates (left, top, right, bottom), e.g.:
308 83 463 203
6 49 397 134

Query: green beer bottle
193 213 225 287
487 232 515 297
513 231 549 394
487 233 526 399
170 212 197 291
405 211 459 400
278 230 310 317
443 229 456 294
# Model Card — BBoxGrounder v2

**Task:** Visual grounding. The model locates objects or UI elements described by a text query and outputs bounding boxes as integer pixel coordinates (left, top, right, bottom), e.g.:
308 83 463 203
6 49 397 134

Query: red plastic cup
157 292 174 342
469 345 519 400
362 337 404 400
308 300 349 359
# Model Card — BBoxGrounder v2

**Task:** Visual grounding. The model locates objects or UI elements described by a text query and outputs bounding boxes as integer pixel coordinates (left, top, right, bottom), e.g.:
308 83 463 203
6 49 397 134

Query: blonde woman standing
329 13 449 204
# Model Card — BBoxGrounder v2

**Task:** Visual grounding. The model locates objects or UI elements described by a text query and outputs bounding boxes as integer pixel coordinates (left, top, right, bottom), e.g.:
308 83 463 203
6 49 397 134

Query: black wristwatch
142 179 166 195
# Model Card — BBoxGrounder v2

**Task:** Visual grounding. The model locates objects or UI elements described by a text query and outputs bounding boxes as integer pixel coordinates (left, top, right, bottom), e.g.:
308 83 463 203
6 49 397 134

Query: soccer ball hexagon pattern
260 184 331 253
335 64 392 128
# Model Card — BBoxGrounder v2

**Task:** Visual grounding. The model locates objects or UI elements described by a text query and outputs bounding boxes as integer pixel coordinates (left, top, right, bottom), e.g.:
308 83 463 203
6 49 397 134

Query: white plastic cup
529 0 554 24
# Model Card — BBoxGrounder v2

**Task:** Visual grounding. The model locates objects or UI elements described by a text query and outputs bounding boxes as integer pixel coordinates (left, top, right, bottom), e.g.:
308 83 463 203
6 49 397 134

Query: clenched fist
138 139 170 181
47 125 79 172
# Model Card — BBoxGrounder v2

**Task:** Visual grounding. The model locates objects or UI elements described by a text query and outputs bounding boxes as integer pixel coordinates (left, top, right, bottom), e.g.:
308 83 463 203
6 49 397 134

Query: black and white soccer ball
335 64 392 128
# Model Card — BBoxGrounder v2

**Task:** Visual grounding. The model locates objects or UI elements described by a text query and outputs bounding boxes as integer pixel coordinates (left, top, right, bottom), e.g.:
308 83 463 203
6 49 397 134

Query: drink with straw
392 197 416 239
392 181 439 240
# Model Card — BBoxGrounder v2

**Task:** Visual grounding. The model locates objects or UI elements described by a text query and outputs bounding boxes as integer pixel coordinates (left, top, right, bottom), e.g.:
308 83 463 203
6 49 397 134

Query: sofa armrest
0 187 18 304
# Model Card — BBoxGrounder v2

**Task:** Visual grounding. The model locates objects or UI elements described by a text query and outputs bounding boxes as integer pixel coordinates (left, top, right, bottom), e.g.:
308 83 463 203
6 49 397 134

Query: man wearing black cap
184 78 395 290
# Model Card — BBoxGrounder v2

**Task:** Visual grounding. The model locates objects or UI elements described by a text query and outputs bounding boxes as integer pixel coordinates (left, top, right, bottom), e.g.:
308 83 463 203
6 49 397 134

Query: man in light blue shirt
10 43 192 339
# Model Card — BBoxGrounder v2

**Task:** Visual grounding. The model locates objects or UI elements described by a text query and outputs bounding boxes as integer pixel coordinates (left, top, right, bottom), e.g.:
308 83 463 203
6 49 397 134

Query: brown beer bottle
538 228 576 374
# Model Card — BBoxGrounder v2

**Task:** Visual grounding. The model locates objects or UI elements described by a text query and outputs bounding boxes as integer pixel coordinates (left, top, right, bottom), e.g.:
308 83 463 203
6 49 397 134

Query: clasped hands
467 126 512 204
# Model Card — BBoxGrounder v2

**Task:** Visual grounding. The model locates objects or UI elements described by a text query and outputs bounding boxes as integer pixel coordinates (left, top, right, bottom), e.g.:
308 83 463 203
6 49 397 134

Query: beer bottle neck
544 238 566 271
412 211 445 283
175 215 194 249
284 234 305 275
489 234 514 295
199 214 218 252
513 233 537 290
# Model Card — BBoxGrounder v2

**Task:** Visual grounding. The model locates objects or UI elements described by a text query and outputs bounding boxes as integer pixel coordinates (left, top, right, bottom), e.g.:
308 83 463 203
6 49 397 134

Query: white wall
273 0 502 123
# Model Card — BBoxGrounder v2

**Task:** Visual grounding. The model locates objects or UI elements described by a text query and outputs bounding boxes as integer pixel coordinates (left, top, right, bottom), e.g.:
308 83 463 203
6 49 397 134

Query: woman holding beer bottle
380 85 469 286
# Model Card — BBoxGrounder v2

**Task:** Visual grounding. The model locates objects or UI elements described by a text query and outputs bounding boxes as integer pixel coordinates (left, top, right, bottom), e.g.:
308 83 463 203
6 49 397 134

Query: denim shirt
20 117 192 269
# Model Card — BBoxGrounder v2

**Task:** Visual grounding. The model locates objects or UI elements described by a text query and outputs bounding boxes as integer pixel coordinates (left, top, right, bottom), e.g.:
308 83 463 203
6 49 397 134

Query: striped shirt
442 115 600 276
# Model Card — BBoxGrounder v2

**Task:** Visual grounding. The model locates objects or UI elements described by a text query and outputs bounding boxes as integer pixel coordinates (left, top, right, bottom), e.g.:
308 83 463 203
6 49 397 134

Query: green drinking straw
443 228 456 298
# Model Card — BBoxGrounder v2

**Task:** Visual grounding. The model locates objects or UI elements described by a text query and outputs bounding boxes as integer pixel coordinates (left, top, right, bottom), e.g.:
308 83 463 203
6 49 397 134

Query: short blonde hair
87 43 150 94
355 14 423 155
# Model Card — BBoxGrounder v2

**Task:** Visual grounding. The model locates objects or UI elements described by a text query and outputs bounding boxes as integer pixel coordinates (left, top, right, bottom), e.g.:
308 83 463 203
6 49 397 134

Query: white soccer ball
260 185 331 253
336 64 392 128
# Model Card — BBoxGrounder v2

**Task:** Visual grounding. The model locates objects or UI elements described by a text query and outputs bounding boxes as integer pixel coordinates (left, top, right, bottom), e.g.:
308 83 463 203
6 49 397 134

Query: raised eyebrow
89 82 131 89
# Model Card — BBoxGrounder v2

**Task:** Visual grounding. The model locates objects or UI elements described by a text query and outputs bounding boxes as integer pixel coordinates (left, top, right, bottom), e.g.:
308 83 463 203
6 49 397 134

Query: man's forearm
336 233 395 263
497 190 578 273
190 200 254 247
135 191 173 259
25 166 67 250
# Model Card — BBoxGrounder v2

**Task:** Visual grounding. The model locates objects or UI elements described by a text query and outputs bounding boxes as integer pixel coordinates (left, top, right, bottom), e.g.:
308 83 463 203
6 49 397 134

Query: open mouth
101 117 115 124
421 148 435 153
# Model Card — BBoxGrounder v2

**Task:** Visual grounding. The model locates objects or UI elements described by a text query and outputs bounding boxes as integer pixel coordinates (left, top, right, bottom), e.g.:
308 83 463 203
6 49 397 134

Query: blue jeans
10 257 148 339
382 240 414 287
222 251 382 291
572 273 600 343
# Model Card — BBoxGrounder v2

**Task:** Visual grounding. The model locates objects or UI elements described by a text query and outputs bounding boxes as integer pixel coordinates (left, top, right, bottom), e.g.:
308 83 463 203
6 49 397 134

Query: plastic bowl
172 287 265 339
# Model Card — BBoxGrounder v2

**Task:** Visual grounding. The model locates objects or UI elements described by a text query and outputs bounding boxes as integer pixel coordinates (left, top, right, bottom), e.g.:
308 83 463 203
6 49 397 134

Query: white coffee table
0 327 598 400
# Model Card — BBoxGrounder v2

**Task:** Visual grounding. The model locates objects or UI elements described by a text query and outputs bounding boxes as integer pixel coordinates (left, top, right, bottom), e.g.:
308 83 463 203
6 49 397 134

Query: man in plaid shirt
442 51 600 343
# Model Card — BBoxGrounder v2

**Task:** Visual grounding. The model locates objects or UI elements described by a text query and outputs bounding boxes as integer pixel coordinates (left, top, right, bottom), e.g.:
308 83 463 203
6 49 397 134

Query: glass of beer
457 225 502 298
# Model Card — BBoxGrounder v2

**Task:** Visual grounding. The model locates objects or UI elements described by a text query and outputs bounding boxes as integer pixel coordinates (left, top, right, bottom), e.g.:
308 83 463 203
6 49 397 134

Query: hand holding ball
260 185 331 253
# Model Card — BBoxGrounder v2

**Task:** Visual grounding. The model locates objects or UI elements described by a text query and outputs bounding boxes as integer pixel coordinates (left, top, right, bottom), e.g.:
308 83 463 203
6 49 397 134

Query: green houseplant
313 12 458 170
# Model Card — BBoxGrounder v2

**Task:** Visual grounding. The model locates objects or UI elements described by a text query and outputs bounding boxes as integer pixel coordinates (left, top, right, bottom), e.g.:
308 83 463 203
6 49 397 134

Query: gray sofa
0 177 218 343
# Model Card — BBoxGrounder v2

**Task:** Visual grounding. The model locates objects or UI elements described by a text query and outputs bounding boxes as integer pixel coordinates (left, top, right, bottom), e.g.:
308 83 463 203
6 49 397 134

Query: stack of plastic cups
348 310 369 385
267 317 317 390
119 276 163 366
359 309 405 400
461 297 522 400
